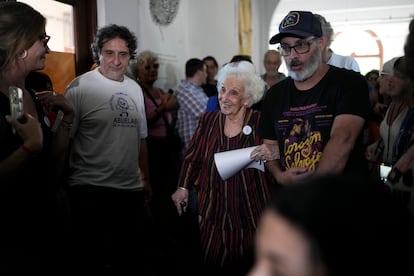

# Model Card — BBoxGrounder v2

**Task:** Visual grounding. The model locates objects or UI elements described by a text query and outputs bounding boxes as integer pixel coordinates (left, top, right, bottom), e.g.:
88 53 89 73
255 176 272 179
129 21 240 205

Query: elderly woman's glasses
39 32 51 47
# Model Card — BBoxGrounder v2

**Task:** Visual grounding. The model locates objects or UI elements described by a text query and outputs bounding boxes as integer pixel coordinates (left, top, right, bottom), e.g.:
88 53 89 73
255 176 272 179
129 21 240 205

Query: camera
9 86 27 133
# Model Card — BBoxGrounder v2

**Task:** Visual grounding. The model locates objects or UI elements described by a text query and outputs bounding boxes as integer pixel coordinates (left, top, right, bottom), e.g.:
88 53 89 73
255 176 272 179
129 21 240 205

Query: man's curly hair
91 24 137 65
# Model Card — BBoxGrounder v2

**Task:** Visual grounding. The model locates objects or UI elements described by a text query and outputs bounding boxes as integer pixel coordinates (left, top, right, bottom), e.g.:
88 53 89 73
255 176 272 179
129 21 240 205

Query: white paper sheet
214 146 265 181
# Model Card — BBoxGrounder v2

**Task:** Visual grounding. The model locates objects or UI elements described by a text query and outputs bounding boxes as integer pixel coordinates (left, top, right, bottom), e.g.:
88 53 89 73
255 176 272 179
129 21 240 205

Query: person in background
404 18 414 81
366 56 414 213
25 71 63 129
314 13 361 72
386 56 414 213
174 58 208 157
365 59 406 164
130 49 179 234
202 55 219 98
254 10 370 185
249 50 287 112
389 18 414 213
65 24 151 275
248 174 414 276
365 69 379 94
171 61 274 276
364 69 386 147
0 2 74 273
261 49 286 91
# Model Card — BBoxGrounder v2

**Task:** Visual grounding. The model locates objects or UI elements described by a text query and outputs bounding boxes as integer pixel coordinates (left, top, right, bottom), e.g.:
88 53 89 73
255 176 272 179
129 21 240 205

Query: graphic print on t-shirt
279 103 331 171
110 92 139 128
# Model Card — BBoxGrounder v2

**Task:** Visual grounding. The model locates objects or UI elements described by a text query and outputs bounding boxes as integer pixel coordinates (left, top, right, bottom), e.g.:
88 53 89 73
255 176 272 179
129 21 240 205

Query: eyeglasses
379 71 391 78
39 32 51 47
277 38 317 56
144 63 159 71
367 76 378 81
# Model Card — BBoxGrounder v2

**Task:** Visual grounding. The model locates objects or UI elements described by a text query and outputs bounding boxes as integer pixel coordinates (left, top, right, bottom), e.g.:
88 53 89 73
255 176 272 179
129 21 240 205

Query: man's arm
316 114 365 175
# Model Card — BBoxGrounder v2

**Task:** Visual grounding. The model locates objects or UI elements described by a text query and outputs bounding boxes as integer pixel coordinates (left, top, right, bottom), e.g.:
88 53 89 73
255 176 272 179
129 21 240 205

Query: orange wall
43 51 76 94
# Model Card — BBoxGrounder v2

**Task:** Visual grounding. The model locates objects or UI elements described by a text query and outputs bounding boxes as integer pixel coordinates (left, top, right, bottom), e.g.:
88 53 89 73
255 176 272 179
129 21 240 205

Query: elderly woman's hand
171 187 189 216
250 143 280 162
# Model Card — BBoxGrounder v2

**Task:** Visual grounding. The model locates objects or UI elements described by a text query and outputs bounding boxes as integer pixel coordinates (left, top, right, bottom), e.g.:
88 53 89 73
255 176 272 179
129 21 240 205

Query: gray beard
287 50 322 82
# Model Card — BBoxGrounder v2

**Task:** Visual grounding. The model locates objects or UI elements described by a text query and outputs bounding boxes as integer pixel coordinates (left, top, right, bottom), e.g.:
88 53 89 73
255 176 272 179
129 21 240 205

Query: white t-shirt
65 68 147 190
327 52 360 72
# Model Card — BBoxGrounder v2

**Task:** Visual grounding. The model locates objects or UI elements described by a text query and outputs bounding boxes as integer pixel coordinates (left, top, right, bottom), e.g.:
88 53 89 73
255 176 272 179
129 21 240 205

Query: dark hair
267 174 414 276
393 56 407 75
0 2 46 70
185 58 204 78
364 69 379 80
230 54 252 63
26 71 53 92
404 18 414 81
202 55 218 68
91 24 137 65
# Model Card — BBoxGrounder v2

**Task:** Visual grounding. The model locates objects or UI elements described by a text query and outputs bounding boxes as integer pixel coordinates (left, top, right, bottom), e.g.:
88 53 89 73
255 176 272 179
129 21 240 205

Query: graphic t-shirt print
280 104 328 171
110 92 139 128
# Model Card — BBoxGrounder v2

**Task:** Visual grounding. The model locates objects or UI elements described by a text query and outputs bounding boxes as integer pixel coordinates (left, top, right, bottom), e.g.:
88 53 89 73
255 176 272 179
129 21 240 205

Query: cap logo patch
281 12 300 29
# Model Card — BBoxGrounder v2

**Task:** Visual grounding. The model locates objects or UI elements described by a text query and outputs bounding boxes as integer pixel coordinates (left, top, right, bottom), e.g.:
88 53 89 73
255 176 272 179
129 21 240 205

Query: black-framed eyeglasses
144 63 159 71
39 32 51 47
277 38 317 56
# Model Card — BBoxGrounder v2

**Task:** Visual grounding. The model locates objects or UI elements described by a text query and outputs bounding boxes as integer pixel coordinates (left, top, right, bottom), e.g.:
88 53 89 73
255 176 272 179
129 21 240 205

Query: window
20 0 75 53
18 0 97 92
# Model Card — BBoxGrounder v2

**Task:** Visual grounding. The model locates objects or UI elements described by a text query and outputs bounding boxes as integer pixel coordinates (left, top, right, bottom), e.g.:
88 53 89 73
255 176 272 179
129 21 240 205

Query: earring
18 50 28 59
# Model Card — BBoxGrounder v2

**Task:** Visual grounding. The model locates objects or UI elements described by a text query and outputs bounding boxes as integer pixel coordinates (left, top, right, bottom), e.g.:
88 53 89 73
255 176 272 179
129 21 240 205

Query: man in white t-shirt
315 13 361 72
65 24 151 274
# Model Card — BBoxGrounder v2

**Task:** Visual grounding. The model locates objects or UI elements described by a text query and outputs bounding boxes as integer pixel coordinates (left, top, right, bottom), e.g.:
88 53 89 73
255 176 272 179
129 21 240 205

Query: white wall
97 0 242 91
95 0 413 87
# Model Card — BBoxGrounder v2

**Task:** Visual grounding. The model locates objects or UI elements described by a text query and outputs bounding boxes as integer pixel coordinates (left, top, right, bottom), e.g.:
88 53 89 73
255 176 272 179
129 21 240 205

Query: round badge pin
243 125 252 135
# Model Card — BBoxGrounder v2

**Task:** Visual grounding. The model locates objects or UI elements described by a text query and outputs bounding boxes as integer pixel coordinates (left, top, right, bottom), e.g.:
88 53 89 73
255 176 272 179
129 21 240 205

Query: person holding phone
0 2 74 273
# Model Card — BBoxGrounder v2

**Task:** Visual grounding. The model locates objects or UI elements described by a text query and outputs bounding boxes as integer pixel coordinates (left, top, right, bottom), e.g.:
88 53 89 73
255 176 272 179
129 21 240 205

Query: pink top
144 87 173 138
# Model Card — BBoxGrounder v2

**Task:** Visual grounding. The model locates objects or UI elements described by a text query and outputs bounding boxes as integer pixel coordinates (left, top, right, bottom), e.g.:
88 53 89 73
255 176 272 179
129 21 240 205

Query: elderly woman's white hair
216 61 265 107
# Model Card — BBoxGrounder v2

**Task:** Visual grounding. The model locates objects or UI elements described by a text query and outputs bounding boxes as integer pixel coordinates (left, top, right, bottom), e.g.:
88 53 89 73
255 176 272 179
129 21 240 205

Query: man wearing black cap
256 11 370 185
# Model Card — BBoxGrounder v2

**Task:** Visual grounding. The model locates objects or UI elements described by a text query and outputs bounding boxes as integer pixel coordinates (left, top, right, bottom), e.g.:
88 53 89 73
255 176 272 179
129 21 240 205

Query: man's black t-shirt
260 66 370 176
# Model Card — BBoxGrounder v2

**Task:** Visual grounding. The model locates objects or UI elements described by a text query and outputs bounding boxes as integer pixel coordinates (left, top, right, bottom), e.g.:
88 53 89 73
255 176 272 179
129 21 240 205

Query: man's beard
286 49 322 82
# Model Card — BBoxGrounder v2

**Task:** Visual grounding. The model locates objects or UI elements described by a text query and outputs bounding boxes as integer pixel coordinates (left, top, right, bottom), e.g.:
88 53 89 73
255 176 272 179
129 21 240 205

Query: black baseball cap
269 11 322 45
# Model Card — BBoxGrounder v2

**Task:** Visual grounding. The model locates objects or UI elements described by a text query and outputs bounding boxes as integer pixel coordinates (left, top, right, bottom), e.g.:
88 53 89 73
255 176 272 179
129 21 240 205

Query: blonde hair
127 50 158 79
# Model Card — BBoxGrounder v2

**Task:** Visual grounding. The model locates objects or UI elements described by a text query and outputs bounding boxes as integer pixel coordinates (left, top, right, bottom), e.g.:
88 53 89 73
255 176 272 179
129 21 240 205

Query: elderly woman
171 61 274 275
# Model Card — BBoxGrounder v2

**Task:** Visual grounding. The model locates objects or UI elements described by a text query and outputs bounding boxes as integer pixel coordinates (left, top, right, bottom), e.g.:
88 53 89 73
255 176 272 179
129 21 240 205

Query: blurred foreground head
250 174 414 276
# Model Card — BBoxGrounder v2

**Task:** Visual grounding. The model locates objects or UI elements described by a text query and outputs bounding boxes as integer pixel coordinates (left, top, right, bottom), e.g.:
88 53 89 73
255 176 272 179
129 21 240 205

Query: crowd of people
1 2 414 275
